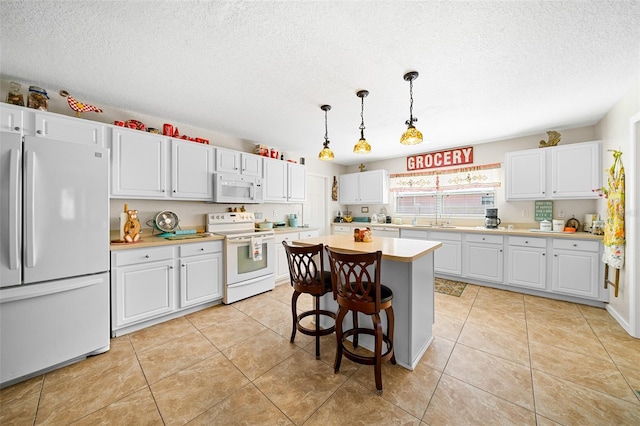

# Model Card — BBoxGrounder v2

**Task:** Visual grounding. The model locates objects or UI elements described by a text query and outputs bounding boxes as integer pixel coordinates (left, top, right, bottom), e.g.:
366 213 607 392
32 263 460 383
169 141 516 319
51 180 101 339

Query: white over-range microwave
213 172 263 204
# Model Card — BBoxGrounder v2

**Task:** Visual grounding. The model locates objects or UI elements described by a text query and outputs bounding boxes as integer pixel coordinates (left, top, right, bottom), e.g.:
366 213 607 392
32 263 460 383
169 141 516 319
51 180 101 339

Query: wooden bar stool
282 241 336 359
325 247 395 395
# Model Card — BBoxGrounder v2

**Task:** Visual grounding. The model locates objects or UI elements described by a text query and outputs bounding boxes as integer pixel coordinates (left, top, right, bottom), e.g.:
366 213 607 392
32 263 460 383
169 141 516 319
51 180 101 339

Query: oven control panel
207 212 255 224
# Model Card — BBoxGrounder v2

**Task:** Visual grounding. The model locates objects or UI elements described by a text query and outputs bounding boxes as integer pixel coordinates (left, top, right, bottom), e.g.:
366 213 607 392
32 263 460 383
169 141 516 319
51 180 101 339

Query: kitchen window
395 188 495 218
390 162 501 218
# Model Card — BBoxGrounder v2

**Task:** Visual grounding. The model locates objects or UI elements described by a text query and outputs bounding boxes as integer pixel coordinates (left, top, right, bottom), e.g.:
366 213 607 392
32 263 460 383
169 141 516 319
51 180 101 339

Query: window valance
390 163 502 192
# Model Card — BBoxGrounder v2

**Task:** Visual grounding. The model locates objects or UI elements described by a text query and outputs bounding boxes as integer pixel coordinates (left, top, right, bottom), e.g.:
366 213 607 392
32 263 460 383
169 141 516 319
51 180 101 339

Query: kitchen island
293 234 442 370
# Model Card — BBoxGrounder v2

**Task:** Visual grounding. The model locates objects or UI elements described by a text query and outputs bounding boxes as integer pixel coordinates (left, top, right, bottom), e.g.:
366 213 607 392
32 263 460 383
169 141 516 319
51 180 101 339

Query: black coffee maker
485 208 501 229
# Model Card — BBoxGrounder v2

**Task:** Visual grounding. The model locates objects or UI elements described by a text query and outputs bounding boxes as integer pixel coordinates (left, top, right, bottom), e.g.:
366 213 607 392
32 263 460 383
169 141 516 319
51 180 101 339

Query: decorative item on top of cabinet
539 130 561 148
7 81 24 106
59 90 103 117
359 163 366 172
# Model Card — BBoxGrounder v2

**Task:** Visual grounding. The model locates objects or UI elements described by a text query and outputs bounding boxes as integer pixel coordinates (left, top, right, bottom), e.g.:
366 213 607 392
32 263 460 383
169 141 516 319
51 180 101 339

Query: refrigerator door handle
8 148 20 270
25 149 36 269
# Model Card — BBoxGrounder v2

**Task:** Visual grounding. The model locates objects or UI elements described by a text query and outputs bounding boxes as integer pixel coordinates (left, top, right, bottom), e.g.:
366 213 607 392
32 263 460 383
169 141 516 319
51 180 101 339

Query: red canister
163 123 174 136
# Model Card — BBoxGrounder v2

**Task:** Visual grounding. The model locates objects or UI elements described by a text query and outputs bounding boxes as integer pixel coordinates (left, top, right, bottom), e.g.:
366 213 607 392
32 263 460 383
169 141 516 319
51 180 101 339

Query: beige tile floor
2 283 640 425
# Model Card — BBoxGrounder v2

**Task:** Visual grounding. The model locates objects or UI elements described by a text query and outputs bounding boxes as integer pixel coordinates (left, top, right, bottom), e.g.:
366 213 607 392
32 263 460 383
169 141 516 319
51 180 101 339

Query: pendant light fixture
353 90 371 154
318 104 334 161
400 71 423 145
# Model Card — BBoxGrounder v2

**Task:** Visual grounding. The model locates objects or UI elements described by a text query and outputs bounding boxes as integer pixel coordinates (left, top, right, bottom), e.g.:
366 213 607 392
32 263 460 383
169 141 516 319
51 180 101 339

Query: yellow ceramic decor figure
601 150 625 269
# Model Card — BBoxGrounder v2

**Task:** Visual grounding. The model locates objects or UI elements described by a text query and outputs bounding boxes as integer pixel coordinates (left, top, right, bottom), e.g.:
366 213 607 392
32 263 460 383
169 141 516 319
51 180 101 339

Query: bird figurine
539 130 561 148
59 90 103 117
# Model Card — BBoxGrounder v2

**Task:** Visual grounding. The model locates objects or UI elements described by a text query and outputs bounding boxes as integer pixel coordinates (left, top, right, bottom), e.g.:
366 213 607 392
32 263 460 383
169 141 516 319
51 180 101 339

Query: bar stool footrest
297 310 336 337
340 328 394 365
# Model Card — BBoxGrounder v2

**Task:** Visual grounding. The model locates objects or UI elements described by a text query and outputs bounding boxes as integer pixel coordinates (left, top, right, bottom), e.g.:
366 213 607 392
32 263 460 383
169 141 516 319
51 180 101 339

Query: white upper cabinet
287 162 306 202
171 139 214 199
111 127 216 200
216 147 262 177
35 111 106 147
263 157 306 203
111 127 168 198
505 149 546 199
339 170 388 205
505 141 601 200
550 142 601 198
0 103 31 134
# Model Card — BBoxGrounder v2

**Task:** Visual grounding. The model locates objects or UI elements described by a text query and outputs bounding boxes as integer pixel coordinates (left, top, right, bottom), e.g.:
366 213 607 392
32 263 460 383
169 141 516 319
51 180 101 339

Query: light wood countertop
333 223 603 241
110 231 224 251
293 234 442 263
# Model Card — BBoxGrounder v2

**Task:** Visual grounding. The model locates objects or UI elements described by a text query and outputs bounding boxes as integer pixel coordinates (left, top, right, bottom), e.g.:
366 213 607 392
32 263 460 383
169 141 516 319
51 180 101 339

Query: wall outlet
558 211 565 218
521 209 527 217
272 210 277 218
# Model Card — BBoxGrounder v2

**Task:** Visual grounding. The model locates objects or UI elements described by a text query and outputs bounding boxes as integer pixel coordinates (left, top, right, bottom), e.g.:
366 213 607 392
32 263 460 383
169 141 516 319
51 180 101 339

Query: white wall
594 81 640 336
341 126 599 228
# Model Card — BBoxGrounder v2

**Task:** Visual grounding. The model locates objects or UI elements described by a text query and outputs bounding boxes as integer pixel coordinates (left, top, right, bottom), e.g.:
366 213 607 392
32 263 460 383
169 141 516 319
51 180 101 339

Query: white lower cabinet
552 239 601 299
275 229 319 282
178 242 223 308
507 236 547 290
431 231 462 276
276 232 300 282
463 234 504 283
332 225 353 235
111 246 175 330
111 241 223 335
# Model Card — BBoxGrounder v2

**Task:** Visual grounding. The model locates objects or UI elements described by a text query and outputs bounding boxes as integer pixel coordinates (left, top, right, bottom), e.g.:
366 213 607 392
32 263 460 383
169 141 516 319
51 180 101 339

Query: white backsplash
110 199 302 231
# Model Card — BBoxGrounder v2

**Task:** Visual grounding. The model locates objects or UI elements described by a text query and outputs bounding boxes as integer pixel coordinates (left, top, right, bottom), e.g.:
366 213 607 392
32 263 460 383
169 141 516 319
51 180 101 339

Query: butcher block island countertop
294 234 442 371
293 234 442 262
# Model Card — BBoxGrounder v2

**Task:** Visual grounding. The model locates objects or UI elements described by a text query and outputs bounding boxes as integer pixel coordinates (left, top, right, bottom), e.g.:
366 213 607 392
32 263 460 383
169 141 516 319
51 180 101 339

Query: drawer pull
36 129 43 135
525 241 528 244
14 126 20 131
542 253 546 256
482 237 485 241
200 247 204 251
573 244 578 247
145 255 150 259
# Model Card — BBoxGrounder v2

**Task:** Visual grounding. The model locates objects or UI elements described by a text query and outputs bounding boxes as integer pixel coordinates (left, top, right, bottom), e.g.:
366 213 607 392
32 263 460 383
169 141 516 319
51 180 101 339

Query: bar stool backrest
282 242 326 296
325 247 382 314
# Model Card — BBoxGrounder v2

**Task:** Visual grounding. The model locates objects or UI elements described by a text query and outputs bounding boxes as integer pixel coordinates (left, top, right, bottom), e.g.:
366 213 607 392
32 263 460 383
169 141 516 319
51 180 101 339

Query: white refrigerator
0 132 110 387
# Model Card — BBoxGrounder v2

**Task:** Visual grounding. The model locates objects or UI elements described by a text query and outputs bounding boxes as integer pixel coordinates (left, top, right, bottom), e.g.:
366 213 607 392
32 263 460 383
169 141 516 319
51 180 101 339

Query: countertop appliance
206 212 275 303
484 207 501 229
1 133 110 387
213 172 263 204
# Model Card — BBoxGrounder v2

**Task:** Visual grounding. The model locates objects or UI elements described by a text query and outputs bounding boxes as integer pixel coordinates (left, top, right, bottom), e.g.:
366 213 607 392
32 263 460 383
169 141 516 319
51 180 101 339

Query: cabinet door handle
542 253 546 256
169 266 173 269
173 190 176 193
162 189 166 192
554 254 558 257
145 255 150 258
499 249 503 253
36 129 43 135
181 264 185 267
13 126 20 131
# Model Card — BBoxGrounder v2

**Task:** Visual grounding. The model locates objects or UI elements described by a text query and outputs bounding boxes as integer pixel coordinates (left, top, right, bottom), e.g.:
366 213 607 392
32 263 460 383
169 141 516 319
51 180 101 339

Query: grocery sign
407 146 473 171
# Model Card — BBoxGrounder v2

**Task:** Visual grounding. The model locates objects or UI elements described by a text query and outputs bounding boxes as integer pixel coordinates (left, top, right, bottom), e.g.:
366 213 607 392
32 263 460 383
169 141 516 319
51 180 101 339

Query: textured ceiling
1 1 639 165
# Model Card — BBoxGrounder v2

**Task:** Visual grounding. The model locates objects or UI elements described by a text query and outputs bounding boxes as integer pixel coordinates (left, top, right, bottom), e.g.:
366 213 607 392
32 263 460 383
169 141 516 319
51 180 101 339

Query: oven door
225 234 275 285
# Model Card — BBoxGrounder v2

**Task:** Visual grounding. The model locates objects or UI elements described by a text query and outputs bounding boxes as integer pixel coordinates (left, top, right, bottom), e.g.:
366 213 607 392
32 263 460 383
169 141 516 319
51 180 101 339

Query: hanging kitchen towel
601 150 625 269
251 236 263 261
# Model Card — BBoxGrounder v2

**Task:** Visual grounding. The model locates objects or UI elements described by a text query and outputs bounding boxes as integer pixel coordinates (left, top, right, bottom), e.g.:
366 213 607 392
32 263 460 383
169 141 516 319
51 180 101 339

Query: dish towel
251 236 263 261
601 150 625 269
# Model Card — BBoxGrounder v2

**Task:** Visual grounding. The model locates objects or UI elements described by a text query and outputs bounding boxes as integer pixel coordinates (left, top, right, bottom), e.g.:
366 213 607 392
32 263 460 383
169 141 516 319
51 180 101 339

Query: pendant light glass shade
400 125 423 145
401 71 423 145
353 90 371 154
318 104 334 161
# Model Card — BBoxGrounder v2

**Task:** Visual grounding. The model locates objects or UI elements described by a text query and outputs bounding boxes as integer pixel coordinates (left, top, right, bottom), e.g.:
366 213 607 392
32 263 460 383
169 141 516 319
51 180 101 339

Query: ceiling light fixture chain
406 72 417 126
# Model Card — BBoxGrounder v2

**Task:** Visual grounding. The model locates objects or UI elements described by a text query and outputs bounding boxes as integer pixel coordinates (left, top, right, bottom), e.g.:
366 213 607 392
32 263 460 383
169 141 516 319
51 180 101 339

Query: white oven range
206 213 275 303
